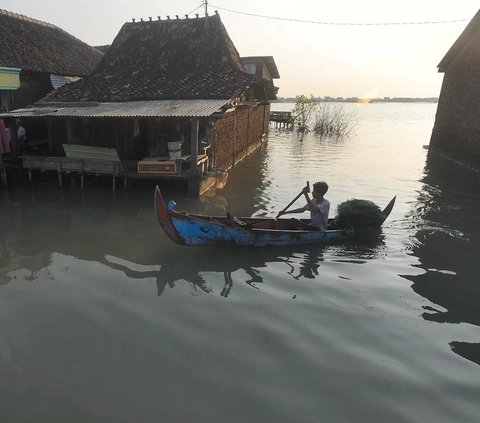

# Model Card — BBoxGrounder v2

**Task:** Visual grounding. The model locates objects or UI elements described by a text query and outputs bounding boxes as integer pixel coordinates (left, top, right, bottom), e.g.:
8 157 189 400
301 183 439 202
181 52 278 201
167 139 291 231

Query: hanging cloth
0 119 10 154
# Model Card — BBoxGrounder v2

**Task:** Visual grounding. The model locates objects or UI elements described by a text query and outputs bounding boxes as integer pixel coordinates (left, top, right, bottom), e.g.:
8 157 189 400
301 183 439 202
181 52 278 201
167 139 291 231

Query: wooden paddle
276 181 310 218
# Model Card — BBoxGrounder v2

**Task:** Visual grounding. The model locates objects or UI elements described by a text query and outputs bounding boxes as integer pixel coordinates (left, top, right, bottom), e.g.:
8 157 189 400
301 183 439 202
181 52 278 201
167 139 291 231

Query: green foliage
334 199 385 229
291 95 318 133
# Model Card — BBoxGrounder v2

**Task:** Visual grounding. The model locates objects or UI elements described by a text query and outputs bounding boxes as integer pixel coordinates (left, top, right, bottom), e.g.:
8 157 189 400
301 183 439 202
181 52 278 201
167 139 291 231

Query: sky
3 0 480 98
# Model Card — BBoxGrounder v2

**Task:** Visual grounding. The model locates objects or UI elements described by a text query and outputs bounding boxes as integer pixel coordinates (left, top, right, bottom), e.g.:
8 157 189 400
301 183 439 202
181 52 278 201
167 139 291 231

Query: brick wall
213 103 270 169
430 30 480 168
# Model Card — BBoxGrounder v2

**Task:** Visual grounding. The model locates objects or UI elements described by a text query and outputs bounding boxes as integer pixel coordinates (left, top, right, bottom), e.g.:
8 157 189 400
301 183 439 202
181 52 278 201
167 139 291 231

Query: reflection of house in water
404 152 480 366
1 13 279 196
430 9 480 170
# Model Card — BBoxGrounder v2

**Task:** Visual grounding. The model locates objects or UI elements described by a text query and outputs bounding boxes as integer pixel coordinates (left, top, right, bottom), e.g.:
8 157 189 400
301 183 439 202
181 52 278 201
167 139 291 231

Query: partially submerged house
2 13 278 195
0 9 103 112
430 9 480 169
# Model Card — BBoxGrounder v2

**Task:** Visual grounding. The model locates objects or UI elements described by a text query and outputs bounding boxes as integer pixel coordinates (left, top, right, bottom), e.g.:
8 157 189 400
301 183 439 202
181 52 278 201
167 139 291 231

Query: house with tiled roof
0 9 103 112
430 9 480 169
2 12 279 195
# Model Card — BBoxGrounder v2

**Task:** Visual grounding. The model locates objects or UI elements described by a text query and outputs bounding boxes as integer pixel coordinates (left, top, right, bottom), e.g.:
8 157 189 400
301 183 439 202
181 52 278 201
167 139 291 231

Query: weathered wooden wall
430 30 480 168
12 71 53 110
213 103 270 170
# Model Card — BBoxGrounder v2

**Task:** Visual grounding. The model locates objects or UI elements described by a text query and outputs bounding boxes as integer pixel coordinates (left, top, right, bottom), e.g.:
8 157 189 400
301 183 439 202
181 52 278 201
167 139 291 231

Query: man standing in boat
277 181 330 230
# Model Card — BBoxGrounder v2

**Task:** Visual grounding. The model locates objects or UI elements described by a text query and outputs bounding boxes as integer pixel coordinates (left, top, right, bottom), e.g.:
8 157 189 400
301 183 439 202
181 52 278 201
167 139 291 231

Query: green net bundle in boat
334 199 385 229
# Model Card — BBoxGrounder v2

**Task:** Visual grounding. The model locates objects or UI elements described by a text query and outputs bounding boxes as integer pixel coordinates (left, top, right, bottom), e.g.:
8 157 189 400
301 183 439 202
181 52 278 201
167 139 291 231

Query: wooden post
232 112 236 167
10 119 19 158
207 123 214 170
115 119 120 150
56 161 62 187
246 107 250 150
0 156 5 187
190 118 199 177
147 119 154 156
66 119 72 145
47 119 53 151
188 118 200 196
80 161 84 190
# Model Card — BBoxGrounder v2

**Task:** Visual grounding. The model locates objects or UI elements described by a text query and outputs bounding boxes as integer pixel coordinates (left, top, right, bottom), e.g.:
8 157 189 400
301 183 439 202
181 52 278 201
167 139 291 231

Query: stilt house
430 9 480 169
2 13 278 195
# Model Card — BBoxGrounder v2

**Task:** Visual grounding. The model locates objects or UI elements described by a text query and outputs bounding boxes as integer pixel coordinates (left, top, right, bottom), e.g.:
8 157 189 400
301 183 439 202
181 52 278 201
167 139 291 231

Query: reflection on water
2 104 480 423
1 191 389 297
404 151 480 366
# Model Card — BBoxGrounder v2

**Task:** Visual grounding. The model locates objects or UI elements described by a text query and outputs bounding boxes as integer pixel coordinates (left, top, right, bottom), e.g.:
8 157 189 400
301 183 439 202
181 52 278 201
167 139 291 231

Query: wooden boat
155 186 396 247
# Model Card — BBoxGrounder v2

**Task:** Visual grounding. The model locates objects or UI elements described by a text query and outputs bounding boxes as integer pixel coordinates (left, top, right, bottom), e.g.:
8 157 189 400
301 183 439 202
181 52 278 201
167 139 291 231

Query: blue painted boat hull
170 214 353 246
155 187 395 247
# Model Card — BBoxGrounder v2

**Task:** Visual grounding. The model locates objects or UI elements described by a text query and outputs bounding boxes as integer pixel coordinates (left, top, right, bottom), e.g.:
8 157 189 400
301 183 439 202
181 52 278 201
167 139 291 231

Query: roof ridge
125 13 218 24
0 8 57 29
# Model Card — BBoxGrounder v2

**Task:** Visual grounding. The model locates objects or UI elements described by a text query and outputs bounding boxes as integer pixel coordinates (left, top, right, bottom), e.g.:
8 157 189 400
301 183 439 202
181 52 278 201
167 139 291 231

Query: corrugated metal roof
0 99 231 118
50 74 81 89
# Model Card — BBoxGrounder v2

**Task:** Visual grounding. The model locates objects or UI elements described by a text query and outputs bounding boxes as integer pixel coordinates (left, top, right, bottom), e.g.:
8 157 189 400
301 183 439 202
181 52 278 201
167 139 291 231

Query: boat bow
154 186 184 245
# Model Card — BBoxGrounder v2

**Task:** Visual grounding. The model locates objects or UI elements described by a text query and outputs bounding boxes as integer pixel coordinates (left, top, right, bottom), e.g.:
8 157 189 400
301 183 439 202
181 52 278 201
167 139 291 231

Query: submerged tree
313 102 358 137
291 95 318 133
291 94 358 136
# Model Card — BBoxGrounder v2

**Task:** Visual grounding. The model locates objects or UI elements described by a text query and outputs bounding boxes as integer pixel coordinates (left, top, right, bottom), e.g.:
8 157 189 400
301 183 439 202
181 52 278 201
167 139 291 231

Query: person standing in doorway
17 121 26 156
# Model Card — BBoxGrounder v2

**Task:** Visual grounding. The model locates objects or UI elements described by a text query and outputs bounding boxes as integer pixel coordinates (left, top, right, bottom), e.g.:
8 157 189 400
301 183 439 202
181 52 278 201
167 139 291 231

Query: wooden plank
23 155 115 175
81 159 115 174
63 144 121 162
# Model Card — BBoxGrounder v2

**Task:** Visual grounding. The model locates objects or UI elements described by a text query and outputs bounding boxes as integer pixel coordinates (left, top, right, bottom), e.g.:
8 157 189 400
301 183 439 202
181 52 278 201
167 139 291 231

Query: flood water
1 103 480 422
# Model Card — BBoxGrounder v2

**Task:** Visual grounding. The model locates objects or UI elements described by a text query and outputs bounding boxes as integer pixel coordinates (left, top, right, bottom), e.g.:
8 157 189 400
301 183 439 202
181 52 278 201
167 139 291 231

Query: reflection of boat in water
105 233 388 298
155 186 396 247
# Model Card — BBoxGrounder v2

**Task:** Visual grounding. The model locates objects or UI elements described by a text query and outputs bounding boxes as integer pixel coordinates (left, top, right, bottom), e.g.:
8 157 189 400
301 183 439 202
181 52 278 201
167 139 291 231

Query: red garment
0 119 10 154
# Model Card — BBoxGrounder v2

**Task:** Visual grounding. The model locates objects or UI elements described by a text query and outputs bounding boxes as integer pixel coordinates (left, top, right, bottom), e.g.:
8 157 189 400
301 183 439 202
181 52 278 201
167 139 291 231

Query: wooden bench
63 144 126 191
23 145 126 191
23 156 83 187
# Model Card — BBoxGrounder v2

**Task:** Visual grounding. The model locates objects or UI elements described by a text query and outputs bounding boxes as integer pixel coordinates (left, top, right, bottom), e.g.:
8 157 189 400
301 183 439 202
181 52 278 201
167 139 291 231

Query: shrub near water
335 199 385 229
313 102 358 137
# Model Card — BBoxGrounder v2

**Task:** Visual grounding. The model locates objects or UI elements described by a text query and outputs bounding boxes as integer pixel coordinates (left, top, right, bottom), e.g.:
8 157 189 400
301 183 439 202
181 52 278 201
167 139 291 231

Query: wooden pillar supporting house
47 119 53 151
207 123 214 170
188 118 200 196
10 119 19 158
66 119 73 145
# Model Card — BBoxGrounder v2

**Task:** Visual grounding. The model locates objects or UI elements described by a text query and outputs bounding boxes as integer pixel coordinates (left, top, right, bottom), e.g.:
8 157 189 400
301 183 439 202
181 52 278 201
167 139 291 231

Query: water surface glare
1 103 480 422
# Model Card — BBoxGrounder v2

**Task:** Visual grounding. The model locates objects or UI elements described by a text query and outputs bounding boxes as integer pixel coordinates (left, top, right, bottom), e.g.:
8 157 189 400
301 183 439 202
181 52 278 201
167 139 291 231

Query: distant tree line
275 96 438 103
